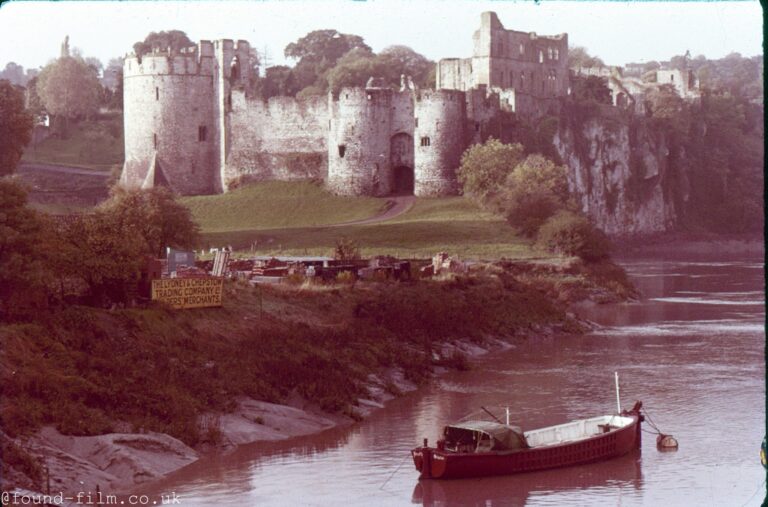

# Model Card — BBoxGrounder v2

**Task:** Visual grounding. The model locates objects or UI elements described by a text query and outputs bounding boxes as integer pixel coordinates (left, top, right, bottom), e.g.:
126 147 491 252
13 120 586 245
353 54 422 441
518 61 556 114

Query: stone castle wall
225 92 329 187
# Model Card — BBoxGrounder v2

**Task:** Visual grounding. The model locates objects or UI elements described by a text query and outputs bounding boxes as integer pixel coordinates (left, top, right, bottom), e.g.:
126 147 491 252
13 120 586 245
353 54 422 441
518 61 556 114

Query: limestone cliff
553 110 685 235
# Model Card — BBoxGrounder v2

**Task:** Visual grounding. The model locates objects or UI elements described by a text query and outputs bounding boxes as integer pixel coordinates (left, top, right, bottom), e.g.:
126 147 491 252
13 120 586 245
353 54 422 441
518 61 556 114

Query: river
137 255 765 506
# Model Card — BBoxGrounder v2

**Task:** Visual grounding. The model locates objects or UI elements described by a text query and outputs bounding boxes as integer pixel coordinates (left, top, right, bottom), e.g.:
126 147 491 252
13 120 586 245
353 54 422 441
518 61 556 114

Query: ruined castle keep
120 12 575 197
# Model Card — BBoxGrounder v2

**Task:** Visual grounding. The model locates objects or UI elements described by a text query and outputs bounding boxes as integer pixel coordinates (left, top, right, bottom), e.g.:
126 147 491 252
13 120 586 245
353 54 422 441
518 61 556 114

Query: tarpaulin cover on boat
444 421 529 450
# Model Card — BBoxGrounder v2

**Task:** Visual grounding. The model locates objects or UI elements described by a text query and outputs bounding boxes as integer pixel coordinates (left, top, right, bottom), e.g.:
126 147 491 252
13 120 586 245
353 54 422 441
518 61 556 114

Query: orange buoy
657 434 679 451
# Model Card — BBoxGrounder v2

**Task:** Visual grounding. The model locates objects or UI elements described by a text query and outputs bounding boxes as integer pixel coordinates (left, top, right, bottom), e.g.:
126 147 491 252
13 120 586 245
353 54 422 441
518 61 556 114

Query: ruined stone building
120 12 575 197
120 11 696 199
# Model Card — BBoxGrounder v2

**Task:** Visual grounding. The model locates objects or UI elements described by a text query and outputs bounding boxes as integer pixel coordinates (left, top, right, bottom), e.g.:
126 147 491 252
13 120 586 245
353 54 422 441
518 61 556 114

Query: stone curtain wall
224 93 329 188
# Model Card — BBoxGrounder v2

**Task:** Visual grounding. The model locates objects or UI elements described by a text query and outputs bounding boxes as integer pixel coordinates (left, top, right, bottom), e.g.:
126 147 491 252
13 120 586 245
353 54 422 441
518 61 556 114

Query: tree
260 65 298 98
99 187 200 258
537 210 611 262
284 30 370 94
570 75 612 105
133 30 194 57
0 62 26 86
0 180 52 318
36 56 101 136
501 154 571 237
53 210 147 306
568 46 604 70
457 138 525 209
376 45 434 87
0 80 34 175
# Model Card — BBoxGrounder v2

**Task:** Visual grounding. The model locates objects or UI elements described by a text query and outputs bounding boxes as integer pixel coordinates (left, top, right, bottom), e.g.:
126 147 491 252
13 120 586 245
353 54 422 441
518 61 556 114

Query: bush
537 210 611 262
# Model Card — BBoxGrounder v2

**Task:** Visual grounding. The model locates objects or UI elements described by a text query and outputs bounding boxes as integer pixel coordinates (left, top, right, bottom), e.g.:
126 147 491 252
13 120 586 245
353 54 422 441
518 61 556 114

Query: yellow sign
151 278 223 309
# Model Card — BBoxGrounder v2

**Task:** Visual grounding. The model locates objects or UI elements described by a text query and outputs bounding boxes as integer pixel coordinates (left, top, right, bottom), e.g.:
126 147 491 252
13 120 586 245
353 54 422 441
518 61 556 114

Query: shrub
537 210 611 262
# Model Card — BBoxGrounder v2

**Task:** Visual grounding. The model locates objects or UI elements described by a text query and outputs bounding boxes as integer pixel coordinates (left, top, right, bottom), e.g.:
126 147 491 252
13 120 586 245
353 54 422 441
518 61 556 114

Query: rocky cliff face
554 112 685 235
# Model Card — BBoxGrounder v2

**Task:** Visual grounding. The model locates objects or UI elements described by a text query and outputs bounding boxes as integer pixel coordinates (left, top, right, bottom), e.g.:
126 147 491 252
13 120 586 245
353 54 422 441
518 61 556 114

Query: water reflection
411 451 642 507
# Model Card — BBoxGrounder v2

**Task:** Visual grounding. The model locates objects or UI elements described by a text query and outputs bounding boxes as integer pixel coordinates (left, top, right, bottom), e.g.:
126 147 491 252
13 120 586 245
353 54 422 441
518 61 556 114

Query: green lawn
192 183 539 260
22 113 124 171
182 180 386 231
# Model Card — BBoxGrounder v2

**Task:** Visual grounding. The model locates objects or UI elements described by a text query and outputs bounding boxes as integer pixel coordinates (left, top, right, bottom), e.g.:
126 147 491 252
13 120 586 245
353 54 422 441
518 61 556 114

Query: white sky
0 0 763 72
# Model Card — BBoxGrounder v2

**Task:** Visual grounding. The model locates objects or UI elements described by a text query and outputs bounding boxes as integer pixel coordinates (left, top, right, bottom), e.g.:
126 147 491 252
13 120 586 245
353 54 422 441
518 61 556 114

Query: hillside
186 182 537 259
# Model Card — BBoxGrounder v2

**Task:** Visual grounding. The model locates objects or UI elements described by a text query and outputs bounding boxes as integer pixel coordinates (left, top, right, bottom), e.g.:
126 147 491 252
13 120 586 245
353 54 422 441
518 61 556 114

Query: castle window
420 137 431 147
227 92 232 110
539 50 544 63
338 145 346 158
548 48 553 60
415 118 418 127
155 87 159 101
153 133 157 149
670 74 674 82
554 49 559 60
519 43 524 55
198 126 207 142
345 93 349 99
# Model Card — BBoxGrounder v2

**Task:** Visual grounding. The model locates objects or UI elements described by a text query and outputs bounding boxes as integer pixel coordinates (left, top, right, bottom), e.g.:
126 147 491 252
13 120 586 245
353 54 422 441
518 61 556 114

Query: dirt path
329 195 415 227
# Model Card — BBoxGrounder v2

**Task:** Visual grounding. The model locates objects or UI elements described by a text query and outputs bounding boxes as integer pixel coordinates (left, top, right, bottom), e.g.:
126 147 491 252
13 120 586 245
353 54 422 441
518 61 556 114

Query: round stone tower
327 86 397 196
121 42 218 195
414 89 465 196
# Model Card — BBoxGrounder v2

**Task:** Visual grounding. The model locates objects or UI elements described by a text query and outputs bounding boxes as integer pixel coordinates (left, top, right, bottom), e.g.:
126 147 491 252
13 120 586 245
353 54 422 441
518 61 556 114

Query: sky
0 0 763 73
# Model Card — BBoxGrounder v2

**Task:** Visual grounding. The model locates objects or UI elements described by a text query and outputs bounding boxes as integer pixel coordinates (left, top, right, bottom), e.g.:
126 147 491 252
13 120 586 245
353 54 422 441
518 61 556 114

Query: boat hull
412 412 642 480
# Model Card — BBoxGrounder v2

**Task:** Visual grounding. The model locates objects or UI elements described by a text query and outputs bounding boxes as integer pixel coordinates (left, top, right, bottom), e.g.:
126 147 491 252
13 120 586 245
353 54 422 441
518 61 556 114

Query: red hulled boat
412 401 644 480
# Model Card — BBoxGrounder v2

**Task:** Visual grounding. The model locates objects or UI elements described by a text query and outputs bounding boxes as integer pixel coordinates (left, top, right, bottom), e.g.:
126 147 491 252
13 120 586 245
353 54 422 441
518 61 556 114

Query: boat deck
524 415 634 447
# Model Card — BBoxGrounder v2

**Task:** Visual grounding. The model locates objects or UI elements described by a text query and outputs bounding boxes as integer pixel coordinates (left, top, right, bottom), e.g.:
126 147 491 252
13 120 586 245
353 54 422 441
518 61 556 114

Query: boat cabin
442 421 529 453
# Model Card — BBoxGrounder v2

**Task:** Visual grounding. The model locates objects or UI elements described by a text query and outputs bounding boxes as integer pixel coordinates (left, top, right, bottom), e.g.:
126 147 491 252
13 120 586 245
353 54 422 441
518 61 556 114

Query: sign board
151 278 223 309
167 249 196 273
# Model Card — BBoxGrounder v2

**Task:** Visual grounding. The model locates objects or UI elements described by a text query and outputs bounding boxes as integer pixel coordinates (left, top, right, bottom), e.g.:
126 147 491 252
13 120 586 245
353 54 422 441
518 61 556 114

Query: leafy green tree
53 210 147 306
376 45 434 87
133 30 194 57
261 65 298 98
537 210 611 262
0 180 52 318
501 154 570 237
36 56 101 136
0 80 34 175
285 29 370 94
100 187 200 258
570 75 612 105
457 138 525 209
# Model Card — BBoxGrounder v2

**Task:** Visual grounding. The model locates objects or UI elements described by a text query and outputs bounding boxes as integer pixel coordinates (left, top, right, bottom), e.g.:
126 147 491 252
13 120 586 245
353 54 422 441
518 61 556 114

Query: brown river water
135 255 765 506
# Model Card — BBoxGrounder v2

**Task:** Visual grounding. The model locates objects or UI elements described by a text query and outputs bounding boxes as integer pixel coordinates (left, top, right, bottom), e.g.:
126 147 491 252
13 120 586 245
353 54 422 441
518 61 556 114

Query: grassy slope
181 180 385 232
21 113 124 171
191 184 538 259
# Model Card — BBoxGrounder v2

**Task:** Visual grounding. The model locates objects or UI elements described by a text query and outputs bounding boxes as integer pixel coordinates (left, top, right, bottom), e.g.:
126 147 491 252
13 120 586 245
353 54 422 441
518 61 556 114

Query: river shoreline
611 232 764 257
0 259 622 502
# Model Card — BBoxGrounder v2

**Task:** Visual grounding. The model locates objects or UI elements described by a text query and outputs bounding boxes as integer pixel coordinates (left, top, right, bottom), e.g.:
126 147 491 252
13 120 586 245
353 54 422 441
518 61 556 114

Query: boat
411 401 644 480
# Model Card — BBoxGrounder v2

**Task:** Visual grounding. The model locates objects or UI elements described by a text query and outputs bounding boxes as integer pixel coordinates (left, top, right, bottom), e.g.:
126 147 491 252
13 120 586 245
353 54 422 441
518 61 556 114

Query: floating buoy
657 433 679 451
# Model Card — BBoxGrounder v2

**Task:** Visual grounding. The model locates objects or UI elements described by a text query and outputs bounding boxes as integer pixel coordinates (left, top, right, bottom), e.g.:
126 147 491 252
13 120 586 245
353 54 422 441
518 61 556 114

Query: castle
120 12 577 196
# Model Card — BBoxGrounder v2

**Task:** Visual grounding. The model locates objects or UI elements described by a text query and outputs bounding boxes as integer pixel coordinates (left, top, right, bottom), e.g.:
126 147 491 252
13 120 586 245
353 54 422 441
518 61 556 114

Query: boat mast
615 371 621 413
